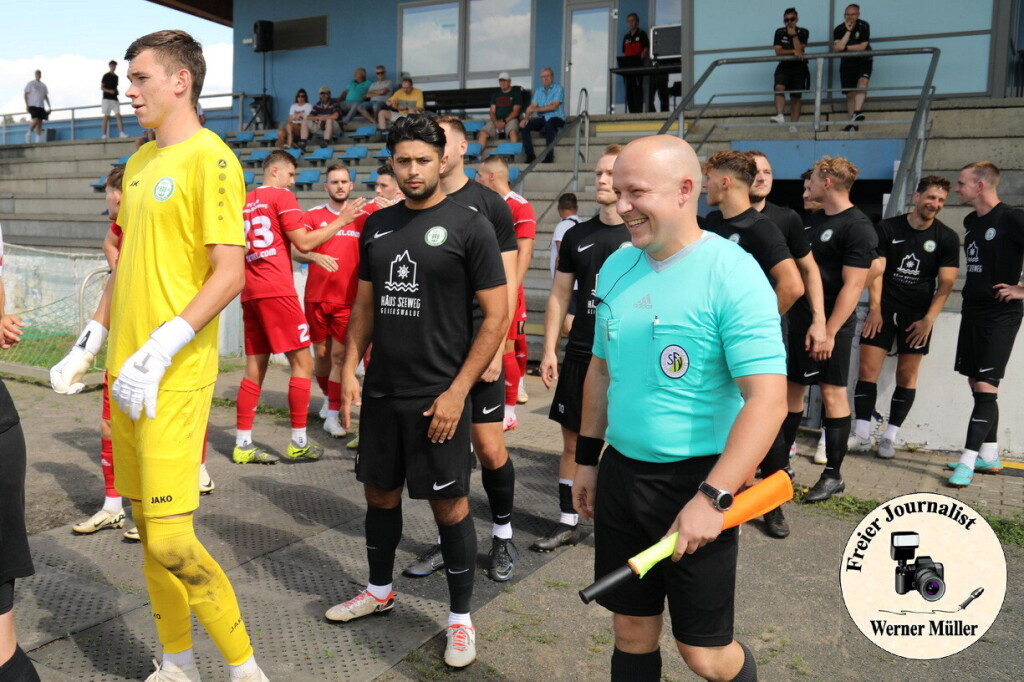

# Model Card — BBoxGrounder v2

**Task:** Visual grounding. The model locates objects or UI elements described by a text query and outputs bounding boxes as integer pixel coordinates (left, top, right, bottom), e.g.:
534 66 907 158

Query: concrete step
0 214 110 248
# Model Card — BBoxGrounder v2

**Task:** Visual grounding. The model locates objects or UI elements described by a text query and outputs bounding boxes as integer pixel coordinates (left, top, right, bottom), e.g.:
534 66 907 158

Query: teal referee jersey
593 233 786 463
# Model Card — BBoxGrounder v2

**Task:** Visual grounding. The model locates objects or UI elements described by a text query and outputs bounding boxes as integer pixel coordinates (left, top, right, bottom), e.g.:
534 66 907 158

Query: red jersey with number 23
242 186 304 301
301 200 379 305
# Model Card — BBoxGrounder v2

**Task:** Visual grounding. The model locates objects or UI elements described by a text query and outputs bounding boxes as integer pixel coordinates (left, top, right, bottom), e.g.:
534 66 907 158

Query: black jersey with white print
774 26 810 62
761 200 811 259
556 216 632 361
876 214 959 310
704 207 792 280
358 199 506 398
447 179 517 253
962 203 1024 308
801 206 877 314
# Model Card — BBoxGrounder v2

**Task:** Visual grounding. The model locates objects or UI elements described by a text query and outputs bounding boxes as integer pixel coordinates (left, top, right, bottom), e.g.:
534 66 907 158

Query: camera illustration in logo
891 531 945 601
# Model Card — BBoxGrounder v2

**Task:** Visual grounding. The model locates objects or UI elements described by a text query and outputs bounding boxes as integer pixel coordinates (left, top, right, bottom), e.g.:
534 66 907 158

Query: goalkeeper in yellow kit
49 30 268 682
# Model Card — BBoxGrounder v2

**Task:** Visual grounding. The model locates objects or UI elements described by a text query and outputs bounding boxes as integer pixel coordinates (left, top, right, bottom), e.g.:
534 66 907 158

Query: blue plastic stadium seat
89 176 108 192
349 125 377 142
294 169 322 190
111 154 131 166
243 171 256 186
363 170 379 187
492 142 523 159
241 149 271 166
228 131 255 147
258 130 278 146
509 167 520 183
464 167 478 180
304 147 336 166
463 120 485 134
372 146 391 159
464 142 482 161
339 145 369 163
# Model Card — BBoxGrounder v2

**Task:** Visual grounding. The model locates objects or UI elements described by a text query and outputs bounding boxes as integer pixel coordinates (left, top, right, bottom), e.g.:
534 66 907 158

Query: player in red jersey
477 156 536 430
294 163 371 438
233 151 361 464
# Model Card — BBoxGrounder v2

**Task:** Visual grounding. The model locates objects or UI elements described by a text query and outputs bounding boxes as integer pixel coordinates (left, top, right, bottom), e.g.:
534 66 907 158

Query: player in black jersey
770 8 809 129
703 151 803 310
400 115 521 582
331 115 508 668
833 4 872 130
538 145 631 552
785 157 877 502
947 161 1024 487
851 177 958 460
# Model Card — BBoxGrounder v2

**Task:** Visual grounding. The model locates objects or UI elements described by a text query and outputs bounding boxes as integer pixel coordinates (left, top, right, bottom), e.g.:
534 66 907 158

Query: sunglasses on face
784 17 797 22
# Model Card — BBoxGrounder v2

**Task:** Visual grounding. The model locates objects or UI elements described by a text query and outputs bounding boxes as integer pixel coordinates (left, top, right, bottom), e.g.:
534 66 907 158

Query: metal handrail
512 88 590 194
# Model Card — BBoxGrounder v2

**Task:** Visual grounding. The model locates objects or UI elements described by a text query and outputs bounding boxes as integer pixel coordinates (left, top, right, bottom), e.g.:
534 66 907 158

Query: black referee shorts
469 371 505 424
860 305 932 355
840 58 873 92
787 306 856 386
774 64 810 93
955 303 1023 385
548 354 591 433
594 447 737 647
356 394 473 500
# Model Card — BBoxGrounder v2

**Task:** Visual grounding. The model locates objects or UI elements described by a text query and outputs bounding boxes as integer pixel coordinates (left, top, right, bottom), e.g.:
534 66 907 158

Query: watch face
718 492 734 510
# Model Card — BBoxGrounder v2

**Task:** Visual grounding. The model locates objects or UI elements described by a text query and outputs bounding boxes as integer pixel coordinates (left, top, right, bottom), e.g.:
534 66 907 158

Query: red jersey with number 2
301 201 378 305
242 186 304 302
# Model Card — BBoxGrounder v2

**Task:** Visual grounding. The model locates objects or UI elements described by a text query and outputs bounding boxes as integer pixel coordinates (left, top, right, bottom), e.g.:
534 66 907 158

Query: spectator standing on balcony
23 70 50 144
769 8 809 132
521 67 565 164
377 77 424 137
621 13 649 114
338 67 371 126
278 89 312 148
477 72 524 153
101 61 128 139
833 4 872 131
358 66 394 126
300 86 341 150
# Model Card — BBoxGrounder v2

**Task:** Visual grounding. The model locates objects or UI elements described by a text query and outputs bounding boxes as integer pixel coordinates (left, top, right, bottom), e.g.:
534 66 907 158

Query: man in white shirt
24 70 51 143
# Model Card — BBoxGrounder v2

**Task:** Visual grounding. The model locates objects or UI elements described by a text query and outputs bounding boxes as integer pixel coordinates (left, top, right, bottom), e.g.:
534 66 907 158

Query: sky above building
1 0 232 120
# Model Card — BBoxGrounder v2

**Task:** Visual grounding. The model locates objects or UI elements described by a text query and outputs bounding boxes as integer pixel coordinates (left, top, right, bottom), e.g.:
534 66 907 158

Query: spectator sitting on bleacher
477 72 523 153
278 89 312 148
356 65 393 125
338 68 370 126
376 77 423 137
521 67 565 164
300 86 342 150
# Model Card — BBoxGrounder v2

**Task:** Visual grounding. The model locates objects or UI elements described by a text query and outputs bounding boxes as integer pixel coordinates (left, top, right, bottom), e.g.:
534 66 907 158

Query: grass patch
210 396 291 419
794 486 1024 546
544 579 571 589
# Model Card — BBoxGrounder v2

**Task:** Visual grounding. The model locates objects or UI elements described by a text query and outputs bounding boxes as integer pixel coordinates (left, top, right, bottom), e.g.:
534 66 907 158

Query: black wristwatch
697 481 734 511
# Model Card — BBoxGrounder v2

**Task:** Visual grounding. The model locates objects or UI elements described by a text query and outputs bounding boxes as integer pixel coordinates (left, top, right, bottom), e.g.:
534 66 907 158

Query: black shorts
787 306 856 386
0 421 34 584
356 394 473 500
774 64 810 93
954 303 1023 385
548 354 591 432
860 305 932 355
840 58 873 92
469 370 504 424
27 106 48 121
594 447 737 647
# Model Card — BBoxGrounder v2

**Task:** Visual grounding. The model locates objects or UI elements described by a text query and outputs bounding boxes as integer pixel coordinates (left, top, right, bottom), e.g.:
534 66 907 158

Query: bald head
613 136 703 259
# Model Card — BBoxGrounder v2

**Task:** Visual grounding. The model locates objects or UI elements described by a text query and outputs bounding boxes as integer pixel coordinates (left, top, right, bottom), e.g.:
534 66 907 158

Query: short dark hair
325 163 351 180
387 113 447 157
263 149 297 171
704 150 756 187
916 175 951 194
800 168 813 181
106 165 125 190
108 60 118 67
124 30 206 107
784 8 797 16
377 162 395 178
847 3 860 10
432 115 466 140
295 89 308 101
558 193 578 211
627 12 639 21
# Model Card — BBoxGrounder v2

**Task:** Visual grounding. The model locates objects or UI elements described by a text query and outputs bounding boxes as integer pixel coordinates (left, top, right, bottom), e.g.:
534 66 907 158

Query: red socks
100 437 117 497
236 377 261 431
328 380 342 411
502 352 519 406
289 377 312 429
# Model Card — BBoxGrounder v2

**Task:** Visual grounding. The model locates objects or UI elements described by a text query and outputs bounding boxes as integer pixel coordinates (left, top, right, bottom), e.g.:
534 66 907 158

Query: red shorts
242 296 311 355
101 373 111 421
304 301 352 344
507 287 527 340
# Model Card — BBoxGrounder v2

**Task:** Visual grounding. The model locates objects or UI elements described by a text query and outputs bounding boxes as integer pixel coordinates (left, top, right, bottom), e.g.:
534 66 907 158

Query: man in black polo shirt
538 144 631 551
785 157 877 502
330 114 507 669
833 4 872 131
947 161 1024 487
851 176 959 460
402 115 521 582
770 8 809 131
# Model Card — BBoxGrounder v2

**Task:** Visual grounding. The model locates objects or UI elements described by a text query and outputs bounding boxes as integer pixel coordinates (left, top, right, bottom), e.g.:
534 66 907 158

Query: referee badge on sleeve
660 345 689 379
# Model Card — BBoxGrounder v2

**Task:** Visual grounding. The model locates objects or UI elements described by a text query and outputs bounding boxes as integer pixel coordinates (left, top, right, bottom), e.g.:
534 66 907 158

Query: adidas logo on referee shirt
634 294 652 309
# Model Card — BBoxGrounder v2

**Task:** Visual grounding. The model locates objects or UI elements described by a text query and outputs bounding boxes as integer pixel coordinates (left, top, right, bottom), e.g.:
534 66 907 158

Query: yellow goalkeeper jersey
108 128 245 390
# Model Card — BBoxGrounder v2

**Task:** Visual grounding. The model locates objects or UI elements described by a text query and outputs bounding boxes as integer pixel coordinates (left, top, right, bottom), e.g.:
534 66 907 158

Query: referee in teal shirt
573 136 787 682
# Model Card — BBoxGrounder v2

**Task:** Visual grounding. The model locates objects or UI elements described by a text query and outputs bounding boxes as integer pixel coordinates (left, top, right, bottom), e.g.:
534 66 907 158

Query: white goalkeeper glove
112 316 194 420
50 320 107 394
